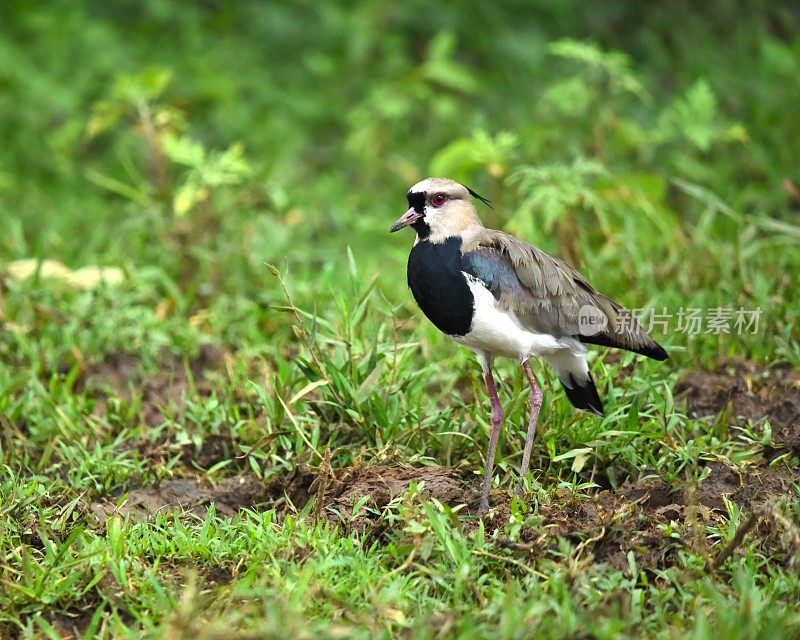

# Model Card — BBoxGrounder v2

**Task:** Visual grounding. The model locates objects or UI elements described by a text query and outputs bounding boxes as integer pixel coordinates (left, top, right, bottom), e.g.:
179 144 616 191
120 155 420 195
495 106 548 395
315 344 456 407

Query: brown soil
49 608 97 640
90 456 798 574
325 465 472 513
527 461 799 572
84 357 799 580
120 432 242 471
92 474 274 521
82 343 228 426
675 359 800 437
529 357 800 572
321 465 473 535
91 465 469 523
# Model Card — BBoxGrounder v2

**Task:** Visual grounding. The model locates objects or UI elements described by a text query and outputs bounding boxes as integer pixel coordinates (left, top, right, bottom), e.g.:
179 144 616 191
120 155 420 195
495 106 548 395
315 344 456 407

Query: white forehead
407 177 464 195
408 178 437 193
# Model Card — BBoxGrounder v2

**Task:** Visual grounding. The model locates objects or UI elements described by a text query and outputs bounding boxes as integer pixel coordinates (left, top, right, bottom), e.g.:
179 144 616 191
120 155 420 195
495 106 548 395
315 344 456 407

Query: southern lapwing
390 177 667 512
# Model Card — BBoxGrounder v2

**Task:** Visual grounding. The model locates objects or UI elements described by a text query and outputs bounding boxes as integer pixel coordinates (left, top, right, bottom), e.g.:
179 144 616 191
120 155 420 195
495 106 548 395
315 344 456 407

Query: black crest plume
466 186 492 209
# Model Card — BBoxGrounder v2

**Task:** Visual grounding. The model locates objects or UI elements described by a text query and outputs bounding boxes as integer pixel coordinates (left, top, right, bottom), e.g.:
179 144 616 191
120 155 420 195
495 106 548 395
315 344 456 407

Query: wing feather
461 229 667 360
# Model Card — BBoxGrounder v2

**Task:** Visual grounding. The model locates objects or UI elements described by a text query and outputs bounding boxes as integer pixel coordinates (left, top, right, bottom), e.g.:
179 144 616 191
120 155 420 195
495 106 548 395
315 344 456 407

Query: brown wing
461 229 667 360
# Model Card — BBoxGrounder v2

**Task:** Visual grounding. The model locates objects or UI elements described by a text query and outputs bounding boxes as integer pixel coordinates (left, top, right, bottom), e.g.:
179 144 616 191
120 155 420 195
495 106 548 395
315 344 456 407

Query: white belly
451 274 569 360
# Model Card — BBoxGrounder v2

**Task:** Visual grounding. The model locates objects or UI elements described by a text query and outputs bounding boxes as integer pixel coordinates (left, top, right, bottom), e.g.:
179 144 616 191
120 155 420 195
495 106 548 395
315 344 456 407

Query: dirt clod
528 461 800 572
49 608 97 640
93 475 272 521
90 353 800 576
91 465 469 524
88 447 799 575
82 344 228 426
326 466 470 515
676 359 800 431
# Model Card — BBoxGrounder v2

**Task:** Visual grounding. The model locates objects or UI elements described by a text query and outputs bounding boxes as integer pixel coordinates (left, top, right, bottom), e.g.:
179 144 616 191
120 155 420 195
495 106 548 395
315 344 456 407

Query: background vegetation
1 1 799 638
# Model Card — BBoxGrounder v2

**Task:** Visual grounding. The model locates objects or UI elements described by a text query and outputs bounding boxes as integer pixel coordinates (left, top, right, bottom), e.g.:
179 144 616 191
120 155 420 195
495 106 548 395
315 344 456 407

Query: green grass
2 3 800 638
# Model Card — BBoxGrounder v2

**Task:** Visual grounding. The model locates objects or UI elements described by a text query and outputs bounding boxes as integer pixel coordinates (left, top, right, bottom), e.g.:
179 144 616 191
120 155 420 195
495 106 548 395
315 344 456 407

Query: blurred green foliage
2 1 799 265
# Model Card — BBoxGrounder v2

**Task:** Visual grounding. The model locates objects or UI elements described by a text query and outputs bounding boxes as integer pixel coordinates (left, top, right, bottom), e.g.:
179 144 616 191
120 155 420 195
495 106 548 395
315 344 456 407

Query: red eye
431 193 447 207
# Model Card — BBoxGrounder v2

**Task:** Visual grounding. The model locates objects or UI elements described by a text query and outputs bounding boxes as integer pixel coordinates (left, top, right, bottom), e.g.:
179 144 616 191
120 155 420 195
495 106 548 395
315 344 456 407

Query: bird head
390 177 490 242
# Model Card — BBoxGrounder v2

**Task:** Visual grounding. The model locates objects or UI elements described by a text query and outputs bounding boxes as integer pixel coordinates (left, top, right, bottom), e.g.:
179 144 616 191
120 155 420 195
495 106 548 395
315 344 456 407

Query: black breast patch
406 237 475 336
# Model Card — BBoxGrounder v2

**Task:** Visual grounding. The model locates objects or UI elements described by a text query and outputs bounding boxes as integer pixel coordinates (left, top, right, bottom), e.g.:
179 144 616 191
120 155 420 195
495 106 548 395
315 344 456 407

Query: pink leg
519 360 543 494
479 367 504 513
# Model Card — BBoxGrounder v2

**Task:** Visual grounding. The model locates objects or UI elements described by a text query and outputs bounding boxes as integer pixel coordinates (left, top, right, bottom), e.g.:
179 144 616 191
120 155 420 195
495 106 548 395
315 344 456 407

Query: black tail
561 372 605 416
578 333 668 361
